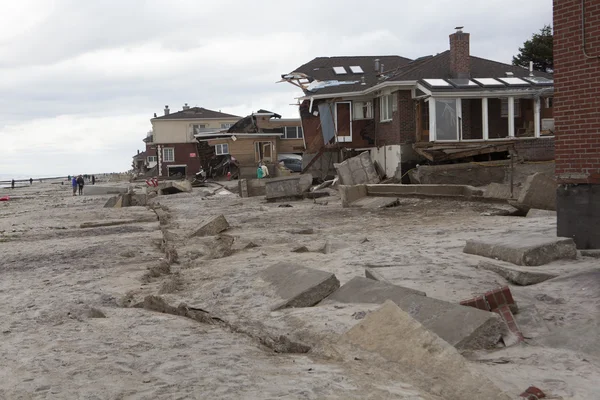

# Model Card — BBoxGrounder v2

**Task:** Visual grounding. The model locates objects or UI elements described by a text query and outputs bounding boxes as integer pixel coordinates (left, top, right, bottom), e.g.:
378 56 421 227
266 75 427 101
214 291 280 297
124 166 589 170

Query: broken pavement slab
364 267 390 283
339 301 513 400
324 277 502 350
191 215 230 237
334 151 380 186
464 234 577 266
158 180 192 195
261 263 340 310
477 260 559 286
264 174 313 201
510 172 557 211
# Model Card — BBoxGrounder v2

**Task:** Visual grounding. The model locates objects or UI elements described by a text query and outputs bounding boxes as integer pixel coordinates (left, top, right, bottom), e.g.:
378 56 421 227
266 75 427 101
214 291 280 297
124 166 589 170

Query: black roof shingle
153 107 241 120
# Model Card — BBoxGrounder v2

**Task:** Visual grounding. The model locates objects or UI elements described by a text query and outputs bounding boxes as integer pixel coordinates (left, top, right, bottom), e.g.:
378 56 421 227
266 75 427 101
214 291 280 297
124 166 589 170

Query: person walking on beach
29 178 33 185
71 176 77 196
91 175 96 185
76 175 85 195
11 179 15 189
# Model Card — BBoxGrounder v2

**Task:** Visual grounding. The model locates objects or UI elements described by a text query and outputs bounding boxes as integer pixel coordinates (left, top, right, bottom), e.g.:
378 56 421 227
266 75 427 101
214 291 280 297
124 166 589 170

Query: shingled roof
153 107 241 120
388 51 553 82
289 55 413 95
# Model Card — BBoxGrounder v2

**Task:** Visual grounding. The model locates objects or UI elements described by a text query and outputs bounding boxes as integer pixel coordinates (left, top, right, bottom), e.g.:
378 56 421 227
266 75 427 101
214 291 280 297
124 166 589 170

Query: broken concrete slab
326 277 426 302
85 186 129 196
324 277 503 350
334 151 380 186
477 260 559 285
339 301 513 400
79 219 154 228
238 178 266 198
516 172 557 211
526 208 557 218
264 174 313 201
349 196 399 209
484 183 518 200
103 196 119 208
158 180 192 195
464 234 577 266
364 267 390 283
191 215 230 237
339 185 367 208
261 263 340 310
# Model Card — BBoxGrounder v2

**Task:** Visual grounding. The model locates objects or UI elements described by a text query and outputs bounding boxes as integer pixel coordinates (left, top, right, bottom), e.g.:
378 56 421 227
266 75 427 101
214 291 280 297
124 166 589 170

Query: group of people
256 161 270 179
69 175 95 196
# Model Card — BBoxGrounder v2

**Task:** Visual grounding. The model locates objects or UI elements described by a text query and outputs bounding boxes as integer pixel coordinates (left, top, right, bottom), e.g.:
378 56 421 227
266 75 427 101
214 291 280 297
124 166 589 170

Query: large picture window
283 126 303 139
162 147 174 162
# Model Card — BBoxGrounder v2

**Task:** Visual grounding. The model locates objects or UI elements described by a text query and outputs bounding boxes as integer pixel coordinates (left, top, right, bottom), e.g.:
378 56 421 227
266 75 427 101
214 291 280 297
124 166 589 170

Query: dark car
281 158 302 173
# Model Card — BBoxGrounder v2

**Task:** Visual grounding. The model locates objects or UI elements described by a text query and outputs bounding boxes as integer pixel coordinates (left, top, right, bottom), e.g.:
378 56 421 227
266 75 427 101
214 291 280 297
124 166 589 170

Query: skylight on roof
472 78 505 87
448 79 479 88
333 66 347 75
423 79 452 88
522 76 553 85
497 77 529 86
349 66 364 74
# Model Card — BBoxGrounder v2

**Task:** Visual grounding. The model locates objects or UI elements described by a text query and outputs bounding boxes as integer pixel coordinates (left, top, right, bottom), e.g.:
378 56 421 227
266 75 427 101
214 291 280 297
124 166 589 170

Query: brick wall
515 138 556 161
553 0 600 184
374 90 416 146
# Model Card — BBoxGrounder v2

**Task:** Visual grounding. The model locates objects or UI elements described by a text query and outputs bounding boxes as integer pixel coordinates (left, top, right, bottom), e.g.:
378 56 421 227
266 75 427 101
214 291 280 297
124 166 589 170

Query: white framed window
215 143 229 155
221 123 234 129
283 126 303 139
147 156 157 163
193 124 208 134
353 101 373 120
162 147 174 162
545 97 553 108
501 98 521 118
380 94 396 122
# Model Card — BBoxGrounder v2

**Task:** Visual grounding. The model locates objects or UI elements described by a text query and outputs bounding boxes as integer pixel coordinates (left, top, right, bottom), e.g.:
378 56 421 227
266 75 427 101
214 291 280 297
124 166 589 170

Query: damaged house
145 105 241 177
195 110 305 178
282 29 554 179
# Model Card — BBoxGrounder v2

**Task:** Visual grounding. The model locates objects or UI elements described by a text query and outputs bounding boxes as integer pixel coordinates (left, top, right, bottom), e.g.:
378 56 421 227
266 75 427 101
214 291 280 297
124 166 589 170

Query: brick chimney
449 28 470 79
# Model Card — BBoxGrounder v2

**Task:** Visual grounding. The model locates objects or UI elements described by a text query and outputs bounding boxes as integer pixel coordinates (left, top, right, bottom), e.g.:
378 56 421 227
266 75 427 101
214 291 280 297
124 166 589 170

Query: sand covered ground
1 179 598 399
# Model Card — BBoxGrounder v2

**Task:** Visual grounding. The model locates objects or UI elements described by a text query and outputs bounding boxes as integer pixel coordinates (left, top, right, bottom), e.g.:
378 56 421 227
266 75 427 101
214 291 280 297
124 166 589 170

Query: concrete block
484 183 517 199
340 301 512 400
86 186 129 196
339 185 367 208
159 180 192 195
324 277 502 349
238 179 249 198
517 172 556 211
264 174 313 201
103 196 119 208
334 151 380 186
478 260 559 285
364 268 390 283
464 234 577 266
526 208 557 218
261 263 340 310
191 215 230 237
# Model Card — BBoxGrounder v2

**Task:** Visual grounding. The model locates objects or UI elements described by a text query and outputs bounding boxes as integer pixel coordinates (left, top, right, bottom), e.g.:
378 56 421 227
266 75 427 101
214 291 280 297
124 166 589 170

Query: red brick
460 295 490 311
520 386 546 399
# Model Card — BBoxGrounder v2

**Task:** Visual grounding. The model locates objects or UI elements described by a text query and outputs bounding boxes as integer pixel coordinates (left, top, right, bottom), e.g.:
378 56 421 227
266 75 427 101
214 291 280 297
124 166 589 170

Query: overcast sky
0 0 552 176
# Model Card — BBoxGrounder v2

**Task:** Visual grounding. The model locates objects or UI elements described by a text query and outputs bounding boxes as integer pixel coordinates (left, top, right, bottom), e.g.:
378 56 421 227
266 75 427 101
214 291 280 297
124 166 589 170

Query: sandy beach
1 180 598 399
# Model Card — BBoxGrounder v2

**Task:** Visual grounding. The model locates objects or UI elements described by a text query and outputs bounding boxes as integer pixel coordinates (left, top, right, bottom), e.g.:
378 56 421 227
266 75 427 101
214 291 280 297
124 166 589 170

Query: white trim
482 98 489 140
429 99 436 141
508 97 515 138
166 164 187 168
297 81 417 101
456 98 463 141
334 101 353 142
194 132 282 139
534 97 541 138
425 90 540 99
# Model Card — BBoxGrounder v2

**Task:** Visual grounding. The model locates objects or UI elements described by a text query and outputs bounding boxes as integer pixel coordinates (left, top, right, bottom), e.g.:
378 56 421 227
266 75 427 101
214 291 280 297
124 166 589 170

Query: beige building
145 105 241 177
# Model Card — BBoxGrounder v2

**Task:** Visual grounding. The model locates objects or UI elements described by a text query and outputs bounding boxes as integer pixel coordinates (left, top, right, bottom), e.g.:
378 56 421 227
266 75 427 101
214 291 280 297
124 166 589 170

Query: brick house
553 0 600 248
283 30 555 178
145 105 241 177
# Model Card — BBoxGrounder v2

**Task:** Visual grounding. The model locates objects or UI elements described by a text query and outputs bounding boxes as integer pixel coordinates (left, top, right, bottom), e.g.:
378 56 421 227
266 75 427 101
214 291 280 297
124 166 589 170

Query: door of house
335 102 352 142
254 141 273 163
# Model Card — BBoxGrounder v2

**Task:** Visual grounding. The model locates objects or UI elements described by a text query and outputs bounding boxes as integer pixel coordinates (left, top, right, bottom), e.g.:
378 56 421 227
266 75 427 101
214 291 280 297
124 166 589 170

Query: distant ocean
0 174 67 188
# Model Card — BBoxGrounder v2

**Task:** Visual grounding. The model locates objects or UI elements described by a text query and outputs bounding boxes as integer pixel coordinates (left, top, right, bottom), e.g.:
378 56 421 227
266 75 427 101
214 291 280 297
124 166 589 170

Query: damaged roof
388 51 553 82
286 55 413 95
152 107 241 120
